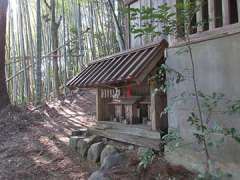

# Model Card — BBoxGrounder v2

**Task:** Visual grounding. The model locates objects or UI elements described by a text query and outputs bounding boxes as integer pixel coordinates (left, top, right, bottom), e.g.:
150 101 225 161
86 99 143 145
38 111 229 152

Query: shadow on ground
0 90 98 180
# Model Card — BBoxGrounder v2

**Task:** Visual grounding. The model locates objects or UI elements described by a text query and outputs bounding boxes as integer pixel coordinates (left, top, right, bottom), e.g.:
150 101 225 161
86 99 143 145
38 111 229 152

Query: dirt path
0 90 98 180
0 90 195 180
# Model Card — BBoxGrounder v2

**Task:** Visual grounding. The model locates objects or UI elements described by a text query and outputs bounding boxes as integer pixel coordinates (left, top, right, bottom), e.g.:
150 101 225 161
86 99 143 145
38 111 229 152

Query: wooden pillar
170 0 177 43
150 82 168 132
151 89 160 130
196 0 203 32
222 0 230 26
96 88 104 121
208 0 215 30
96 88 113 121
237 0 240 22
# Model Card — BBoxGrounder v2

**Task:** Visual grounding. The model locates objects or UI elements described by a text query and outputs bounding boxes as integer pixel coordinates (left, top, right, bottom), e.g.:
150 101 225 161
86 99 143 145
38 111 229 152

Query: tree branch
44 0 51 9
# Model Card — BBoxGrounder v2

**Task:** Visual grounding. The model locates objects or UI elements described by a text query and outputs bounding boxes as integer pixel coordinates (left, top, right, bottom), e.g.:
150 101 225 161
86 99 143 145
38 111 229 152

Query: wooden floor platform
88 121 161 151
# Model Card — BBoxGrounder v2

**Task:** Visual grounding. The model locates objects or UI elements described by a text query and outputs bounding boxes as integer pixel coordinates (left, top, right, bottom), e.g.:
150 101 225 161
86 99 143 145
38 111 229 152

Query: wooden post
222 0 230 26
170 0 177 43
150 80 168 132
208 0 215 30
96 88 114 121
237 0 240 22
96 88 103 121
151 89 161 131
196 0 203 32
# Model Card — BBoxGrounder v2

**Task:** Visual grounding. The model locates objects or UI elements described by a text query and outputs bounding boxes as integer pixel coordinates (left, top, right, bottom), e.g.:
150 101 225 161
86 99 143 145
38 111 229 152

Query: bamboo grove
5 0 126 105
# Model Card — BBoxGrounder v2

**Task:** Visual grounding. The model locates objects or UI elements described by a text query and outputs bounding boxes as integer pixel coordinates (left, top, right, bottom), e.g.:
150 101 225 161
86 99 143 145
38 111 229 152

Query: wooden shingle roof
67 40 168 88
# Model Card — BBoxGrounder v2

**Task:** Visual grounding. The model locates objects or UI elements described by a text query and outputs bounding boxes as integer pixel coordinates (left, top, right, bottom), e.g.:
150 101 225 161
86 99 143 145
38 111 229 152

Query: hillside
0 90 97 180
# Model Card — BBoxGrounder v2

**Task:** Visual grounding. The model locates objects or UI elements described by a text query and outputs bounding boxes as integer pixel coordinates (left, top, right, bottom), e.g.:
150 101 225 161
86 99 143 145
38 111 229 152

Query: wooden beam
222 0 230 26
169 0 177 43
151 89 160 131
96 88 103 121
238 0 240 22
171 23 240 48
196 0 203 32
123 0 138 5
151 89 168 132
95 121 161 140
88 127 161 151
208 0 215 30
96 88 114 121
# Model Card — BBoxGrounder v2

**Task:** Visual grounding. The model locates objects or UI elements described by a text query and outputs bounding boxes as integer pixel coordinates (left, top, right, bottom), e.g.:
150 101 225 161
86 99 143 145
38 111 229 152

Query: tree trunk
89 1 96 60
107 0 126 51
62 0 67 96
0 0 10 110
18 0 30 103
51 0 60 98
36 0 42 104
10 12 17 104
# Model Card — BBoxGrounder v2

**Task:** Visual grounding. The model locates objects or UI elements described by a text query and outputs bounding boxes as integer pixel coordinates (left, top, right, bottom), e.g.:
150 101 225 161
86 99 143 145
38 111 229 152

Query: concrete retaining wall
166 33 240 178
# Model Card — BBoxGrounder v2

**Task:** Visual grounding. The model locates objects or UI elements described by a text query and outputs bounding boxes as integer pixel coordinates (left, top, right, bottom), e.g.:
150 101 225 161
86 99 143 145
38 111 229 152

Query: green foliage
187 92 240 146
130 4 176 38
222 127 240 143
56 0 70 13
163 91 240 153
70 26 78 35
197 92 225 112
228 100 240 114
197 170 232 180
138 148 155 169
68 26 84 56
162 129 183 151
129 1 203 39
152 64 184 93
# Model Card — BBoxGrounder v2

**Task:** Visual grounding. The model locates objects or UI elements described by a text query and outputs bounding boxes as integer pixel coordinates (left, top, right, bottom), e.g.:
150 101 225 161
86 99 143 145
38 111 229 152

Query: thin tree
50 0 61 98
36 0 42 104
107 0 125 51
62 0 67 96
18 0 30 102
0 0 10 110
44 0 61 98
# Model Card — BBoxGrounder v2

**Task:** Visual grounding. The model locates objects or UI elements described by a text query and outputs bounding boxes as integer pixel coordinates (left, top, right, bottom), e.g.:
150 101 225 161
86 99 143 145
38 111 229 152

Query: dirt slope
0 90 195 180
0 90 97 180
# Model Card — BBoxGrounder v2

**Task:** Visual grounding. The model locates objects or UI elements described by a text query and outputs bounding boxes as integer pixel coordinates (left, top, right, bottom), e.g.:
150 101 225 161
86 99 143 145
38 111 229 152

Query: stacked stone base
69 129 127 180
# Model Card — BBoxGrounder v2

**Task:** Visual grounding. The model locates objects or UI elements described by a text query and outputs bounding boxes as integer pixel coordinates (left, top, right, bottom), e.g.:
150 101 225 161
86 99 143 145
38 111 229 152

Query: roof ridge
89 39 168 65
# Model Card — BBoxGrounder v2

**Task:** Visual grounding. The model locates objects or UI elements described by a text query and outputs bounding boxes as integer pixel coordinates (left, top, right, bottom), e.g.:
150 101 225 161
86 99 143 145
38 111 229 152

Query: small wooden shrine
67 40 168 132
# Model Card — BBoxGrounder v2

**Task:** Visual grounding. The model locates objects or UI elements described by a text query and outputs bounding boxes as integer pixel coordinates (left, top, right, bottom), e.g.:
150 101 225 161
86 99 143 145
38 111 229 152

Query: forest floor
0 90 195 180
0 90 97 180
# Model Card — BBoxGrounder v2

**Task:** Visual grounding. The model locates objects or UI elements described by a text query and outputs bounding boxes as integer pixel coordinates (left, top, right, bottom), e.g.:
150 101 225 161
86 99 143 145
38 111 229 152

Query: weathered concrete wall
166 33 240 178
127 1 240 176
